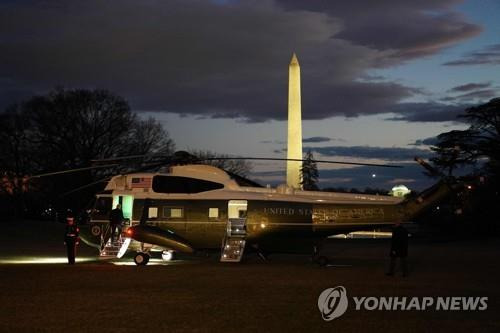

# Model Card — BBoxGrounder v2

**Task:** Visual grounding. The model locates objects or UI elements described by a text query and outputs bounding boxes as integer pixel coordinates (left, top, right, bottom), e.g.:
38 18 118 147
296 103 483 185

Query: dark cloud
0 78 35 109
386 102 469 122
318 163 434 190
262 137 345 146
0 0 480 121
305 146 432 161
444 89 498 102
448 82 492 92
443 44 500 66
252 158 473 190
260 140 285 144
251 162 436 190
302 136 331 143
358 74 386 81
276 0 481 61
409 137 439 146
440 82 498 103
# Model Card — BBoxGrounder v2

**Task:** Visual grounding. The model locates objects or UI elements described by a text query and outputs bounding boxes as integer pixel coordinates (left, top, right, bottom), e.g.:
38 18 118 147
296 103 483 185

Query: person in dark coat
64 212 80 265
109 204 124 243
387 222 408 276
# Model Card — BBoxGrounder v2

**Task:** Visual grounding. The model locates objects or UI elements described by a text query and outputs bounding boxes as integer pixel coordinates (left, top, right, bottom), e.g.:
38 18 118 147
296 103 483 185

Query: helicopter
37 151 461 266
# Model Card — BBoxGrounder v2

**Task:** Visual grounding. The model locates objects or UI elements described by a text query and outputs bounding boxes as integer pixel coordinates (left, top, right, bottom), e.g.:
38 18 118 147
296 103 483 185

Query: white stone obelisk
286 53 303 189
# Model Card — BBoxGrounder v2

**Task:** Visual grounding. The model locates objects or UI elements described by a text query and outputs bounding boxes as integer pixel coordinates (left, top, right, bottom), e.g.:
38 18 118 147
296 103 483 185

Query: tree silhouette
188 150 252 177
0 105 33 179
431 98 500 180
430 130 476 176
429 98 500 232
300 150 319 190
0 88 175 215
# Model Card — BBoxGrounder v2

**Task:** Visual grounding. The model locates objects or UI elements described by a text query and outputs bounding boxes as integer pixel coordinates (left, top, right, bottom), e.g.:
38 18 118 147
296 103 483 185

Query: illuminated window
163 207 184 218
209 208 219 218
171 208 183 218
148 207 158 218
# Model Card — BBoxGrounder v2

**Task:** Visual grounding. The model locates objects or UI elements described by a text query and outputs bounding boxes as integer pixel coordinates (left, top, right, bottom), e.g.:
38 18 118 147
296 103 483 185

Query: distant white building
389 185 411 197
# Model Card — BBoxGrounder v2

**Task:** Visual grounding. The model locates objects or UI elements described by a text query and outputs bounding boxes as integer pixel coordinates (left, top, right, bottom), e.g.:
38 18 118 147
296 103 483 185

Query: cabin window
163 207 184 218
170 208 183 218
152 176 224 194
209 208 219 218
148 207 158 218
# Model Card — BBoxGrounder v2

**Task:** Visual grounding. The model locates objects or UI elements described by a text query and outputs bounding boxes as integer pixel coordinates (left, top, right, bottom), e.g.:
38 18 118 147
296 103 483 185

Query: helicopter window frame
163 206 184 219
152 176 224 194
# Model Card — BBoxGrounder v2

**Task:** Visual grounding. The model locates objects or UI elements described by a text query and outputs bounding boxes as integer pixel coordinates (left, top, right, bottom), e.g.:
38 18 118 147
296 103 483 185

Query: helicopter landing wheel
161 250 175 262
134 252 150 266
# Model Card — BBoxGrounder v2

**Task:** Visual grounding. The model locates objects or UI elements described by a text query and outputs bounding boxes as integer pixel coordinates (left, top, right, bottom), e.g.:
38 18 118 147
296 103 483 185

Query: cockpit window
152 176 224 194
91 197 112 220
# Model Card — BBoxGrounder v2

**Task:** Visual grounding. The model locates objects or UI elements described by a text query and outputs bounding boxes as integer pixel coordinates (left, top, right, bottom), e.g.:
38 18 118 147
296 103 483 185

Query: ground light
0 256 96 264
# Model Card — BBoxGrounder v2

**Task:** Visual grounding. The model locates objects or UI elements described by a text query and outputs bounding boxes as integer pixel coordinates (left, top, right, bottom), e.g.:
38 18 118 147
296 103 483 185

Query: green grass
0 221 499 332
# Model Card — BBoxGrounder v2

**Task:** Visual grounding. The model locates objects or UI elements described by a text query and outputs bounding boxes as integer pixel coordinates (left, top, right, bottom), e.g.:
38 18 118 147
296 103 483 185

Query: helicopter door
100 195 134 258
227 200 247 234
112 195 134 221
228 200 247 219
221 200 247 262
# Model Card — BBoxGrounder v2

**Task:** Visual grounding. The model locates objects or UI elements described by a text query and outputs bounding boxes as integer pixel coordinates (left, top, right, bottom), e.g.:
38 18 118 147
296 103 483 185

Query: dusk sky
1 0 499 190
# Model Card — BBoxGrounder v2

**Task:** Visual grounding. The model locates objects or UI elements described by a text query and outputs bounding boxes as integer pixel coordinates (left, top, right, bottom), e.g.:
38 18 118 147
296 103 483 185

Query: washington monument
287 53 303 189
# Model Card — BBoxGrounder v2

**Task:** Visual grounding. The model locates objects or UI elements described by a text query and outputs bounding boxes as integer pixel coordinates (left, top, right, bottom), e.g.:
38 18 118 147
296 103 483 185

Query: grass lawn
0 220 499 332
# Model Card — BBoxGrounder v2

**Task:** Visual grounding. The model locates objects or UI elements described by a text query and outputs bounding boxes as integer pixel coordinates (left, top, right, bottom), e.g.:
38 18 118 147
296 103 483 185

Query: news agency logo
317 286 349 321
318 286 488 321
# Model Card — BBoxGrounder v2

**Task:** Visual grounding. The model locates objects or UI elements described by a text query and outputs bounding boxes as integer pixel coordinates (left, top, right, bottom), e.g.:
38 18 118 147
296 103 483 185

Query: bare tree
188 150 252 177
22 88 136 170
431 98 500 180
2 88 175 172
0 88 175 213
430 130 477 177
127 117 175 156
0 106 34 177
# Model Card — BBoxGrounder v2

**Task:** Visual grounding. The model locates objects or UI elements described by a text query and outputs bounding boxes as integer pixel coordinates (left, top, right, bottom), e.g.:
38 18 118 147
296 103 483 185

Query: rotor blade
199 157 403 168
59 161 168 197
60 177 112 197
91 153 172 164
138 159 175 170
30 164 120 179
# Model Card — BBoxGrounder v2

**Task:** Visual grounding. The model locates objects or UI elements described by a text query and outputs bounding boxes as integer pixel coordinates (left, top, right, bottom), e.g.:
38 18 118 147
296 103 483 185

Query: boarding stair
99 221 131 259
220 218 247 262
99 237 126 259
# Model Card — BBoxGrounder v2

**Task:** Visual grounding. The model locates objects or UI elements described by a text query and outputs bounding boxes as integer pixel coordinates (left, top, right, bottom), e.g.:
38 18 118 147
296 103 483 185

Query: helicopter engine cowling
126 225 195 254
